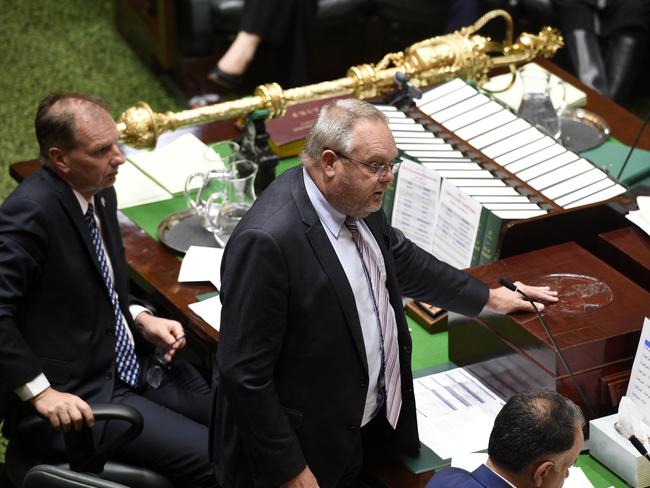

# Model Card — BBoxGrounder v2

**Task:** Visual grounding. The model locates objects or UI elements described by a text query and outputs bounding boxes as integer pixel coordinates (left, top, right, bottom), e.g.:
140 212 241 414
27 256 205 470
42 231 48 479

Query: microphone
499 277 596 419
614 422 650 462
617 108 649 181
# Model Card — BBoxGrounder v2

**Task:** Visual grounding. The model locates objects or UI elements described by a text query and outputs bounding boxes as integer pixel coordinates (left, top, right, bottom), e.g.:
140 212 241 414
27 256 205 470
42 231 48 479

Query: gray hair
301 98 388 166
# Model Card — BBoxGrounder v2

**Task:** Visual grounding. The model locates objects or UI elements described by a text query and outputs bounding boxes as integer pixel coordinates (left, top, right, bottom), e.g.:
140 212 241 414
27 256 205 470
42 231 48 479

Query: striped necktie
84 203 140 387
345 217 402 429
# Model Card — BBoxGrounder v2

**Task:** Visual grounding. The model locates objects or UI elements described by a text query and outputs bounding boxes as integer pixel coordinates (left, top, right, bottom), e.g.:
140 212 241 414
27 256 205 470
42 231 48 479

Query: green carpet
0 0 183 201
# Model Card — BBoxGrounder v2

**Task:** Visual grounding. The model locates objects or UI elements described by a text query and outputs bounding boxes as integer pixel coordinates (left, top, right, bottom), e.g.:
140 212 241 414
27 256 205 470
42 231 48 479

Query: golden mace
117 9 563 149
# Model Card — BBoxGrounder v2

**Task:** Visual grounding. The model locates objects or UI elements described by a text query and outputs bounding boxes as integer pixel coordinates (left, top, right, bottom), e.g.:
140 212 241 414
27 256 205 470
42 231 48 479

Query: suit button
106 327 114 336
347 424 358 431
360 382 367 389
105 372 112 380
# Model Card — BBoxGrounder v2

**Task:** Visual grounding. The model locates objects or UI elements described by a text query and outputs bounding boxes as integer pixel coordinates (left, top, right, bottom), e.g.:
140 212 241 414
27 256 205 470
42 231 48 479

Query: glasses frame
328 149 400 179
145 335 186 389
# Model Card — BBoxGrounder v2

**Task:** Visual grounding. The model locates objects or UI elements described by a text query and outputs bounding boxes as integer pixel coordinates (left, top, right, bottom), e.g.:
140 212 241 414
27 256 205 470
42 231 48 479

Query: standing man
426 391 585 488
212 98 558 488
0 94 215 487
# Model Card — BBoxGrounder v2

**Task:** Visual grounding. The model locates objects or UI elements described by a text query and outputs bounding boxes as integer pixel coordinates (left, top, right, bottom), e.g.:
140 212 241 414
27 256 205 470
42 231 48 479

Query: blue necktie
346 217 402 429
84 203 140 387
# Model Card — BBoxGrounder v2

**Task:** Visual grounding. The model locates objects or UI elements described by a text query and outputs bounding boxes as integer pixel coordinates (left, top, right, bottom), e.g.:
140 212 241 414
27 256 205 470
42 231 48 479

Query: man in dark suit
426 391 584 488
211 98 558 488
0 93 216 487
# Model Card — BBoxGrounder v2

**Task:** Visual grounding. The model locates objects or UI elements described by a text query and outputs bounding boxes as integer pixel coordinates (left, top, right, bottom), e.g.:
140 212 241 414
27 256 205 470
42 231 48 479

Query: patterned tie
345 217 402 429
84 203 140 387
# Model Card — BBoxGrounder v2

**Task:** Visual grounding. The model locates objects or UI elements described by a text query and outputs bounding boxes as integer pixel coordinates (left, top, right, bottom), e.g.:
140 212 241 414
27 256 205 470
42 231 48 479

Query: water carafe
517 65 566 139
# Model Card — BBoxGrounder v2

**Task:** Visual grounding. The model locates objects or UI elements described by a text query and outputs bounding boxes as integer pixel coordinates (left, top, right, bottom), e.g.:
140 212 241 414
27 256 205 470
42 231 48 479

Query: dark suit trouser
104 360 215 488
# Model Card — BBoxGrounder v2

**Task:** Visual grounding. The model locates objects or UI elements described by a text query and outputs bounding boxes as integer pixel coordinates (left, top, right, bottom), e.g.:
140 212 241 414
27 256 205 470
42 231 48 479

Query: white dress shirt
303 168 398 426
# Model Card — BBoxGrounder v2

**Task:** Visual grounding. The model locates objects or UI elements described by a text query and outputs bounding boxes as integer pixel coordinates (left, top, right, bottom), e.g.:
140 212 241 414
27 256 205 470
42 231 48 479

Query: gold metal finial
117 10 563 149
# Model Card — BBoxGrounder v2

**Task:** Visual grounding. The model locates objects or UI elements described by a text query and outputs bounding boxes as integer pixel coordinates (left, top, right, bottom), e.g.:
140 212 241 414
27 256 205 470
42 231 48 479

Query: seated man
426 391 584 488
0 93 216 488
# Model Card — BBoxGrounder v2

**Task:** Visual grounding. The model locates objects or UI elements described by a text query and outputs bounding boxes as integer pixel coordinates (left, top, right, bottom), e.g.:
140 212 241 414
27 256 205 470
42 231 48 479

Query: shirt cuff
130 304 151 324
15 374 50 401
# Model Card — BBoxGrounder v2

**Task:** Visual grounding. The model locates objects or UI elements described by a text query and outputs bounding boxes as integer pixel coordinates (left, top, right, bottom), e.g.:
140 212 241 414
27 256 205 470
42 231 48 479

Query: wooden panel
449 242 650 418
597 226 650 292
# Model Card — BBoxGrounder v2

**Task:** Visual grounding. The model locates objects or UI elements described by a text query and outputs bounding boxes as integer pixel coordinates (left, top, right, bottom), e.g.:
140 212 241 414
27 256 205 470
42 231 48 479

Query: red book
266 96 348 157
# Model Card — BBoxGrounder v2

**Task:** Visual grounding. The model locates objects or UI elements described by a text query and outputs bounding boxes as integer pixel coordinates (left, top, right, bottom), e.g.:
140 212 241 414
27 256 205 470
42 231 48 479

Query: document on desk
391 158 441 252
626 317 650 425
128 133 225 195
178 245 224 289
114 161 173 209
188 295 222 331
414 368 504 460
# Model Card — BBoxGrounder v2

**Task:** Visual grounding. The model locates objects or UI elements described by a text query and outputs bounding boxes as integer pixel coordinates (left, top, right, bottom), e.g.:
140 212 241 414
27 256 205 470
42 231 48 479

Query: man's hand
136 313 186 361
486 281 558 314
281 466 320 488
30 387 94 432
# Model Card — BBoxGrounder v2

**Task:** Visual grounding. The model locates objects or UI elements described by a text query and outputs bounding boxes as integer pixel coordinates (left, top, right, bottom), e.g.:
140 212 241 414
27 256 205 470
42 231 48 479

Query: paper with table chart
391 160 481 269
113 161 172 209
626 317 650 425
414 368 504 459
450 453 595 487
391 159 441 252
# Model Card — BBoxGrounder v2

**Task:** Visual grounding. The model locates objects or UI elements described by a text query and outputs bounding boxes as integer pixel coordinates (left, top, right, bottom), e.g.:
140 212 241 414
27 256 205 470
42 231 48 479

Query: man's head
301 98 398 218
35 93 125 199
487 391 585 488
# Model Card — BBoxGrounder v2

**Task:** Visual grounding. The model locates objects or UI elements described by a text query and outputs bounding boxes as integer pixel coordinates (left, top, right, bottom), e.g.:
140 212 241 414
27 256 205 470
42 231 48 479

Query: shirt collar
72 189 93 215
302 167 347 238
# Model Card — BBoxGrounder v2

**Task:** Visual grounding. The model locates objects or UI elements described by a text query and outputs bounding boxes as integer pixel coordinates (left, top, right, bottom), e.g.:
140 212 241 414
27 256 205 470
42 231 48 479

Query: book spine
471 207 489 266
479 210 503 264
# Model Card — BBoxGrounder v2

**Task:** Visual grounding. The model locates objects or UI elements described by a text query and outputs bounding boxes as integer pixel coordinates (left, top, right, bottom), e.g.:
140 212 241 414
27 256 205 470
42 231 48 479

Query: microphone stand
499 278 596 419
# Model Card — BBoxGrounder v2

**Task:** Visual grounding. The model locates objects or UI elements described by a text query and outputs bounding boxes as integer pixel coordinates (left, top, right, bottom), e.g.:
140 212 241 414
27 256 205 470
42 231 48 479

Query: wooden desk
598 226 650 292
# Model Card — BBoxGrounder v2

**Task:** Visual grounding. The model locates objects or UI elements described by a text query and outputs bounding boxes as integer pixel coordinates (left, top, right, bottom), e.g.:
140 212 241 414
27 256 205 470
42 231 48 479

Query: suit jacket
211 166 489 487
426 464 513 488
0 166 137 449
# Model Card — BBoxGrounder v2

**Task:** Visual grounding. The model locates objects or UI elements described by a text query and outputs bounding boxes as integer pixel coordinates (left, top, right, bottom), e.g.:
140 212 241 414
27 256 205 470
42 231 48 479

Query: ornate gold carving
118 10 563 149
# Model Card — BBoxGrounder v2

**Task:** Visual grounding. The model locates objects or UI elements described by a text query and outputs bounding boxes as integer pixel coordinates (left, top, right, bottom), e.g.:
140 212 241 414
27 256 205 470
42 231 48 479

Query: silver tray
157 209 221 255
560 108 610 153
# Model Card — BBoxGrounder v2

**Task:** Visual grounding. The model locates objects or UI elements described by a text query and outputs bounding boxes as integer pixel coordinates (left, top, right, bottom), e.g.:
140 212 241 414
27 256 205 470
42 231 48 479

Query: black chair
5 404 173 488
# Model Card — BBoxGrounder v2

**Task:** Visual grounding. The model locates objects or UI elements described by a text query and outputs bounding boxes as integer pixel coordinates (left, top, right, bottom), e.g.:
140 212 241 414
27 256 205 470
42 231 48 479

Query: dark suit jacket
426 464 513 488
0 166 137 449
211 166 489 488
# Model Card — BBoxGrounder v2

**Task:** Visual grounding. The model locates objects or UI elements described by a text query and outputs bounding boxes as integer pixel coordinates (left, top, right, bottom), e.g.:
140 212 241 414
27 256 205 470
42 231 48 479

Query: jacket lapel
42 168 103 276
289 168 369 375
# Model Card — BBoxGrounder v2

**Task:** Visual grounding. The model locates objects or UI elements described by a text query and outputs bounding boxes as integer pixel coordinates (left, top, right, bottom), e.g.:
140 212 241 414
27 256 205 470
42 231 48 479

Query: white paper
415 368 504 459
114 161 172 209
178 245 224 289
128 133 225 195
626 197 650 237
626 317 650 426
431 180 483 269
188 295 222 331
391 159 442 252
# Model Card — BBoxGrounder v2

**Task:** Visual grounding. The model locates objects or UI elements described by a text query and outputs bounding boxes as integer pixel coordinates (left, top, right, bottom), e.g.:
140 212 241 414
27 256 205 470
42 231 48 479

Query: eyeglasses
145 335 185 389
329 149 400 179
